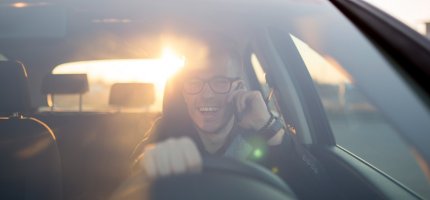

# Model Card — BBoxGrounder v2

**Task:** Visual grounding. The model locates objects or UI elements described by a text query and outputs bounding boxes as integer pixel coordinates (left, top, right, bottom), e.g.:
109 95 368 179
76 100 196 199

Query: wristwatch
258 115 283 141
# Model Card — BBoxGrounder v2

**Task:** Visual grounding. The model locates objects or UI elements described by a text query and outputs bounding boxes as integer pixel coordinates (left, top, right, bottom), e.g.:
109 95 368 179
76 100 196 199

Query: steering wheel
110 157 297 200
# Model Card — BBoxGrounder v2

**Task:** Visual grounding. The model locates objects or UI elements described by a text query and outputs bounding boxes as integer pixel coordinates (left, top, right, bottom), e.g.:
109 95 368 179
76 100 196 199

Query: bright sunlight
51 47 185 112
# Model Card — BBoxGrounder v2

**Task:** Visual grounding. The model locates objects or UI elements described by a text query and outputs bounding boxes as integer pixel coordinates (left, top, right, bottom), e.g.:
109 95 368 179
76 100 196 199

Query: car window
40 55 184 112
290 34 430 198
0 53 6 61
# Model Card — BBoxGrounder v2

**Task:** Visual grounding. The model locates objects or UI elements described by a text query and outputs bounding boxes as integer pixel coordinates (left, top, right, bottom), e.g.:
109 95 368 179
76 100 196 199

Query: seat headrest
41 74 89 95
109 83 155 107
0 61 32 114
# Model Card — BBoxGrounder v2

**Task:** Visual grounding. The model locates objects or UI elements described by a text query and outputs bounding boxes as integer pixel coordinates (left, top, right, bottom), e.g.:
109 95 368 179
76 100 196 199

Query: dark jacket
130 116 293 173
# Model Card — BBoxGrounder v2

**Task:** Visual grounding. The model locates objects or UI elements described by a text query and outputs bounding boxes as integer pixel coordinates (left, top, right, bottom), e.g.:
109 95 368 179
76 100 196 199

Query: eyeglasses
183 76 240 94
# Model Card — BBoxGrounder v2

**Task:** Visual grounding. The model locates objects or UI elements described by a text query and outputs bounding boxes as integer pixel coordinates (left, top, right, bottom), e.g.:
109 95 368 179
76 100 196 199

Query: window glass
0 53 7 61
290 34 430 198
40 56 184 112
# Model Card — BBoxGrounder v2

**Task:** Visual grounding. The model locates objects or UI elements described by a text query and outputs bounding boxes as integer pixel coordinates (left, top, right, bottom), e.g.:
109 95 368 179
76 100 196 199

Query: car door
247 1 430 199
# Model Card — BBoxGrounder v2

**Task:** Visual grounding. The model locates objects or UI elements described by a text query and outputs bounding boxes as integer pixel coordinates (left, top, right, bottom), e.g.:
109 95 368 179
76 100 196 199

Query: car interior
1 0 430 200
0 61 62 200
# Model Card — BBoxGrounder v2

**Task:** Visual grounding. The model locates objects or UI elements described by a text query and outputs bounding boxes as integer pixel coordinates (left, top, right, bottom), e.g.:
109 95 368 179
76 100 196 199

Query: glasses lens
184 79 203 94
210 77 231 93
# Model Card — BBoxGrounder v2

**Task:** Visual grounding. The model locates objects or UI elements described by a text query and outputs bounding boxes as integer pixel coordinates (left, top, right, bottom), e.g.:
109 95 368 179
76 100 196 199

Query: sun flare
52 47 185 111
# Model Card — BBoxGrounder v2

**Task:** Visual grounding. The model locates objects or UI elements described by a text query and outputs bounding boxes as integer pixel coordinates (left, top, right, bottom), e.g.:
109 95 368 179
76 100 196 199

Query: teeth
199 107 219 112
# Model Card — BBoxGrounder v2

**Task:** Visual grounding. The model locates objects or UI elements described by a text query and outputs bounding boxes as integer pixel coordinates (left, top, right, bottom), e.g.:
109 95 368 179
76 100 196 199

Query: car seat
0 61 62 200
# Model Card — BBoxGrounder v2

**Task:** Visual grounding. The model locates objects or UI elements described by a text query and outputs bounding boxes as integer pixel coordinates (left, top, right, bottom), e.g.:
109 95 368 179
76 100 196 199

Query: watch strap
259 117 283 141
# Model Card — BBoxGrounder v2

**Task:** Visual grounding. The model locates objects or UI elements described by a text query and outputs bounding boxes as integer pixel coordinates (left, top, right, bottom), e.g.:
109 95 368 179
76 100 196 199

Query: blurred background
365 0 430 39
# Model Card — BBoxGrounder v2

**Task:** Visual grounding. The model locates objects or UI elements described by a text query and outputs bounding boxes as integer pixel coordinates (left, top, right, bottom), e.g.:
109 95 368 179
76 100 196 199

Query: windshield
1 1 429 200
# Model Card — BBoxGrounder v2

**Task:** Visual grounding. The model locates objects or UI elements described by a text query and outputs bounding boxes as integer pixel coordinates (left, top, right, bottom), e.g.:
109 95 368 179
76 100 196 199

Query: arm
130 118 203 179
229 89 285 146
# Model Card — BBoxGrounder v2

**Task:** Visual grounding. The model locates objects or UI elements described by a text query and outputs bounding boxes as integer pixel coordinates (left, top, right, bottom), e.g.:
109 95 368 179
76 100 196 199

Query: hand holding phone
228 86 271 131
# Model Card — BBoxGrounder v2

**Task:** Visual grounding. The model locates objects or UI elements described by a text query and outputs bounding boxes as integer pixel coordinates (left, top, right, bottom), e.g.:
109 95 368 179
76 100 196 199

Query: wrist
257 115 283 142
267 128 285 146
254 113 274 131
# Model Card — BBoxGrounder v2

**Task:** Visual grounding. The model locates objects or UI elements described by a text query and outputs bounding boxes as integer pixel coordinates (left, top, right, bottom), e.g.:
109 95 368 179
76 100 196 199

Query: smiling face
182 47 242 134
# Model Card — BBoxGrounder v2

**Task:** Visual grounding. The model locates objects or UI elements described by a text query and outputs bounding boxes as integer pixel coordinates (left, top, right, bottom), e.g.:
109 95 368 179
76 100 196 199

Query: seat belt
285 119 342 199
265 85 341 198
286 124 320 175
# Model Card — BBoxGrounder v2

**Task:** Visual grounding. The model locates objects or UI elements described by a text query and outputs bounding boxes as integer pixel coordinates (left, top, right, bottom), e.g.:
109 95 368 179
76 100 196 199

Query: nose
201 83 215 98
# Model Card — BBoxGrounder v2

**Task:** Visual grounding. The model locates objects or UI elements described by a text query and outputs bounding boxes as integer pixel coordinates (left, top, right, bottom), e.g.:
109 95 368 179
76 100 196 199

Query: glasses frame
183 76 241 94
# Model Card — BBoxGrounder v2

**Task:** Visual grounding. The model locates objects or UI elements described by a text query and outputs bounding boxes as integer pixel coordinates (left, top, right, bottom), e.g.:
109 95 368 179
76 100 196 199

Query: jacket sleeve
247 131 294 173
129 118 164 173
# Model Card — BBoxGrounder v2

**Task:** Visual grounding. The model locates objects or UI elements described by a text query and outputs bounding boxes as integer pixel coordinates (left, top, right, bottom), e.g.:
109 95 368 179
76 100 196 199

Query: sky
364 0 430 35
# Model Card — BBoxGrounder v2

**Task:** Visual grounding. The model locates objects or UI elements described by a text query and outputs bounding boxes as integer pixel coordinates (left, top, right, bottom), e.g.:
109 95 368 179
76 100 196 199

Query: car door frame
250 26 424 199
329 0 430 168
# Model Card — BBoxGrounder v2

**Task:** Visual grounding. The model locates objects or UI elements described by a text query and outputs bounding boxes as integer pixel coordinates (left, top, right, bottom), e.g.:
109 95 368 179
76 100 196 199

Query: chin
197 123 222 134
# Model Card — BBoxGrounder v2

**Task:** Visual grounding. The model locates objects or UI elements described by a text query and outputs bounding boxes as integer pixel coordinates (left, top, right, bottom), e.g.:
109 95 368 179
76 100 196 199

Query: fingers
166 139 187 175
154 142 171 176
141 145 157 179
232 91 271 130
233 91 261 114
139 137 202 179
180 137 203 173
227 87 246 103
228 90 247 113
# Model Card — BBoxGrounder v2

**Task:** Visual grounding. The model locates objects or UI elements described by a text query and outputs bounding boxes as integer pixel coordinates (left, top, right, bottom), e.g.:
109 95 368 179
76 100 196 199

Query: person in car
131 38 291 179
